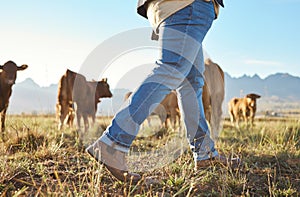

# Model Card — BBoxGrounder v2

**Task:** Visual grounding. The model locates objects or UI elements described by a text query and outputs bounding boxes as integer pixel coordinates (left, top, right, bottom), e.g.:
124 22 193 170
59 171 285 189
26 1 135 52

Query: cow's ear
102 78 107 83
17 64 28 71
254 94 261 99
246 93 261 99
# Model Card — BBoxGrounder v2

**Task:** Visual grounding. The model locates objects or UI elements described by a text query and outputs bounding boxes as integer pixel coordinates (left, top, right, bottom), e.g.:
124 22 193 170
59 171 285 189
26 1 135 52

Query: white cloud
244 59 283 66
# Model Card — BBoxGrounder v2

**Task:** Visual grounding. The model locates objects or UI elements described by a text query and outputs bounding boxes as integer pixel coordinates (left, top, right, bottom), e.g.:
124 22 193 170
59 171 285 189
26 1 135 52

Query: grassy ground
0 115 299 196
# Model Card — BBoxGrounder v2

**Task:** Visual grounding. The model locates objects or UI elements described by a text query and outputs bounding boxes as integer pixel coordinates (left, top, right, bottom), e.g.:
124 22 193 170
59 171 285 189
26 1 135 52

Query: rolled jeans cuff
193 149 219 161
94 134 130 153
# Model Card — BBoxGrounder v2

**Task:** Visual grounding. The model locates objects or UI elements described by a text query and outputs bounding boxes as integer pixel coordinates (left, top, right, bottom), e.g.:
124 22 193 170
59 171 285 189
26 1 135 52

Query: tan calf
228 93 261 127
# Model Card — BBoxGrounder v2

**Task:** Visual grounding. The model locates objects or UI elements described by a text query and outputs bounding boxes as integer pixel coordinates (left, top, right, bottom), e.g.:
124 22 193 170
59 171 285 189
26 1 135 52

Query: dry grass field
0 114 299 196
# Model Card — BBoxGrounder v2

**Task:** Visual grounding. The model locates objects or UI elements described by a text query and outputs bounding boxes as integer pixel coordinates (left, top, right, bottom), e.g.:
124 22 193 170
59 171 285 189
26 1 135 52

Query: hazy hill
7 73 300 115
225 73 300 101
10 78 58 114
9 78 130 115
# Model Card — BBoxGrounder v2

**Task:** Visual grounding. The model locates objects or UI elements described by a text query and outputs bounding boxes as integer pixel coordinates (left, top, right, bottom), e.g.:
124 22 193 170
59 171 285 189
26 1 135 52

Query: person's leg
87 0 216 180
175 1 241 169
171 0 217 162
177 49 219 163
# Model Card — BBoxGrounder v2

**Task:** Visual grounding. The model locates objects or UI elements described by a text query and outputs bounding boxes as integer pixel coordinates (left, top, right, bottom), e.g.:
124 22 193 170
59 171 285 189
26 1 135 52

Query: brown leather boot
86 141 141 183
195 155 241 170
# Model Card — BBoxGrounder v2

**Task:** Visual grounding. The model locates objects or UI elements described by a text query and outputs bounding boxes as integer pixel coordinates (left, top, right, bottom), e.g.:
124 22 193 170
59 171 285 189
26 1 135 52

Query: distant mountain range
224 73 300 101
8 73 300 115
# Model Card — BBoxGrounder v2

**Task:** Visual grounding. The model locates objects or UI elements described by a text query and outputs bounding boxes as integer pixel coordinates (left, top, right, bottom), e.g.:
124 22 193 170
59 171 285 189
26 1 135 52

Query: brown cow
124 91 180 129
74 79 113 130
56 69 112 131
56 69 85 130
202 58 225 139
152 90 180 128
123 91 133 102
228 93 261 127
0 61 28 134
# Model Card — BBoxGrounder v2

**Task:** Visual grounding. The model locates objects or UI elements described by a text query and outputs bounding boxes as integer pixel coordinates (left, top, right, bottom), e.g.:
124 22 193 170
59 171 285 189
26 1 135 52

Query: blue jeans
94 0 218 161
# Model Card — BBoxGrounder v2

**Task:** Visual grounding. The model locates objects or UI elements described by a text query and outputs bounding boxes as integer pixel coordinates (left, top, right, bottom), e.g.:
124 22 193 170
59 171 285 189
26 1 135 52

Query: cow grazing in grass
150 90 180 129
124 91 180 129
228 93 261 127
56 69 112 131
0 61 28 134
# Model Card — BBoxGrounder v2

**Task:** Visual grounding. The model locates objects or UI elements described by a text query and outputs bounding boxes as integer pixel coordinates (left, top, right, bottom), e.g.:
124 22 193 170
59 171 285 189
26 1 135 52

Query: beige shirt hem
147 0 219 33
147 0 194 33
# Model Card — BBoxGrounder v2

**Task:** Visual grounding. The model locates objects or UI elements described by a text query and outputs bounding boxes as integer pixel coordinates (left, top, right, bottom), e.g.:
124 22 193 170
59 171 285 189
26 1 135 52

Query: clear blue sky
1 0 299 87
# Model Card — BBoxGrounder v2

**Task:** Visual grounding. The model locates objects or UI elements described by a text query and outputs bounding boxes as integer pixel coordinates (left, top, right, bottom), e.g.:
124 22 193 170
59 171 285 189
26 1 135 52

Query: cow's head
245 93 261 108
0 61 28 85
95 78 113 100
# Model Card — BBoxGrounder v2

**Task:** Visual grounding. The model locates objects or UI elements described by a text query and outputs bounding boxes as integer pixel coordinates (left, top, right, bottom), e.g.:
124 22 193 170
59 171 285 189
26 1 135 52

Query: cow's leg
211 98 223 139
91 114 96 127
55 103 60 124
160 114 166 128
83 114 89 132
229 110 235 126
202 83 211 124
176 109 181 128
249 110 255 127
169 108 177 129
57 103 69 130
233 111 240 128
211 91 225 137
146 117 152 128
76 112 82 129
155 108 167 128
1 108 7 134
1 111 4 134
242 110 248 126
160 113 168 128
250 116 254 126
56 103 62 130
67 110 75 128
140 116 151 129
204 106 211 125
